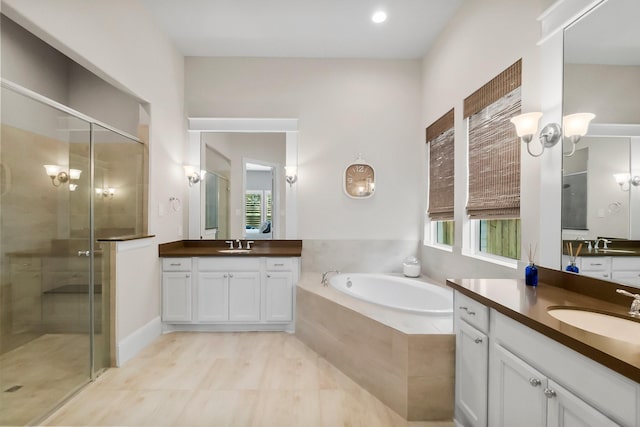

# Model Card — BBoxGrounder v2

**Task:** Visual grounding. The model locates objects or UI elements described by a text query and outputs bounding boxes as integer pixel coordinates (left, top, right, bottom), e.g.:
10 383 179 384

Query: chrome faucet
321 270 340 287
225 240 234 249
594 238 611 250
616 289 640 316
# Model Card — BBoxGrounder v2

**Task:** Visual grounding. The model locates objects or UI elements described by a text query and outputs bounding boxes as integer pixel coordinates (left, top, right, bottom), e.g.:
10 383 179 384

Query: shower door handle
77 250 90 257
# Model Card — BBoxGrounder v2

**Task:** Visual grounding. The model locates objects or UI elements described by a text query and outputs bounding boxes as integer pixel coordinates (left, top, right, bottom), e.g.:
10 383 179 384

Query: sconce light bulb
43 164 62 177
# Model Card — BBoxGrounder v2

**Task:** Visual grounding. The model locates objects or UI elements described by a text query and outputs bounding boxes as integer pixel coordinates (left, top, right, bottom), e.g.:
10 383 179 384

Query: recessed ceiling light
372 11 387 23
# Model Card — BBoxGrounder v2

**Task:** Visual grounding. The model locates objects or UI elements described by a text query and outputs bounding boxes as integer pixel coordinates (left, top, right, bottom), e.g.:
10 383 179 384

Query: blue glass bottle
565 262 579 273
525 262 538 287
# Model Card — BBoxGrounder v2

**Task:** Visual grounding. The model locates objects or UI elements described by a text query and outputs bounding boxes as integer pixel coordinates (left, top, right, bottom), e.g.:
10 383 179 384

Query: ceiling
141 0 464 59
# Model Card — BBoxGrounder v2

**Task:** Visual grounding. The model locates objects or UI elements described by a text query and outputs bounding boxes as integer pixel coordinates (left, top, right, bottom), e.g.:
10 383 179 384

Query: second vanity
447 267 640 427
158 240 302 332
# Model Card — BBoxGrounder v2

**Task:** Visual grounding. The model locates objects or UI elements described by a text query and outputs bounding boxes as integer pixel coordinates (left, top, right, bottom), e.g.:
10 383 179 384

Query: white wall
2 0 187 353
420 0 548 281
186 57 423 241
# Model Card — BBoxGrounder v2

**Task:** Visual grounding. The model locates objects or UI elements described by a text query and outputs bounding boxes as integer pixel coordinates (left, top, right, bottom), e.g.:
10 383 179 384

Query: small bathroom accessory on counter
402 256 421 277
565 241 581 273
525 244 538 286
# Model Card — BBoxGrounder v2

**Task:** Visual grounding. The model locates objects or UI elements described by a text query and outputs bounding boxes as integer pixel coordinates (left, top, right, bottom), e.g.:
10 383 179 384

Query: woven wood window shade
426 109 455 221
465 60 522 219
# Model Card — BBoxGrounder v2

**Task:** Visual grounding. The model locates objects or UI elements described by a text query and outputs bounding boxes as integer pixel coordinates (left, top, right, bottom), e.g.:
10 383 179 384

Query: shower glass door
1 86 92 425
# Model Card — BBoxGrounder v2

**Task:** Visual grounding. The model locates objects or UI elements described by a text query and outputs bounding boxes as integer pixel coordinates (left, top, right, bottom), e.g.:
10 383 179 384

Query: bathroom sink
547 307 640 344
218 249 252 254
597 249 635 254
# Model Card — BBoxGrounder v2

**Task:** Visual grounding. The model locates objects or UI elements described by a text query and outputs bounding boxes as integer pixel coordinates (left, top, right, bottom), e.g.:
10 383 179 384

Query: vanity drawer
162 258 192 271
199 257 260 271
266 258 293 271
611 256 640 270
580 257 611 271
455 291 489 333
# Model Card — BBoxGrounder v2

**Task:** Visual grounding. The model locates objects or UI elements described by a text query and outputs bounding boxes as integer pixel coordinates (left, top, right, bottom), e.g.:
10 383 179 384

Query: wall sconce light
43 165 82 187
183 165 205 186
285 166 298 187
96 187 115 198
614 173 640 191
510 112 595 157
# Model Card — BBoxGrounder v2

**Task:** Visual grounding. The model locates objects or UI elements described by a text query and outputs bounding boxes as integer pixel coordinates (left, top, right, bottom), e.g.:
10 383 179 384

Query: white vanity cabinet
565 255 640 287
490 310 637 427
161 256 299 331
454 291 489 427
264 258 294 322
452 290 639 427
161 258 193 322
612 257 640 288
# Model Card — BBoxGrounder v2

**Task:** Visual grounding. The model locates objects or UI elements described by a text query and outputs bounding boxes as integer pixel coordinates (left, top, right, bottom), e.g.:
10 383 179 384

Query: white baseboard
116 316 162 367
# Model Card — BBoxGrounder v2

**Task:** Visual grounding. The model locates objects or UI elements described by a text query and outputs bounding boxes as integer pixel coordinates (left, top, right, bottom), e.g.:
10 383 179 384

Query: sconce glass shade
510 112 543 139
183 164 202 186
69 169 82 180
563 113 595 138
43 164 62 177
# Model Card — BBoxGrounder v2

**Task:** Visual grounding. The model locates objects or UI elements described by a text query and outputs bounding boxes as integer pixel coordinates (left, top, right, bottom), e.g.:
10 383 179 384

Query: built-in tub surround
296 273 454 421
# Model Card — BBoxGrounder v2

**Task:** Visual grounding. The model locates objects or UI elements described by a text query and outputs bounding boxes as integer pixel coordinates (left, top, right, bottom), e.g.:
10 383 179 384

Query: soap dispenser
402 256 421 277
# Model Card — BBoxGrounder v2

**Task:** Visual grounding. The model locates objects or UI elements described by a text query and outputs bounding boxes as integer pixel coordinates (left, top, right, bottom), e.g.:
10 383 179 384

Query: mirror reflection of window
245 162 274 240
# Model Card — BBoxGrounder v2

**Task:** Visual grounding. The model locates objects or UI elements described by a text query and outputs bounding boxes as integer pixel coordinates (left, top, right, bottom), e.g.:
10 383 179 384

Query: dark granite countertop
158 239 302 257
447 267 640 383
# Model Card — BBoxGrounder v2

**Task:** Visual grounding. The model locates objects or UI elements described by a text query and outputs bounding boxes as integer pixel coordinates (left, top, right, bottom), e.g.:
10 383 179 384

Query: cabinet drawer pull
474 337 483 344
267 274 271 278
459 306 468 311
273 263 284 267
543 388 556 398
529 378 541 387
467 310 476 316
170 263 181 266
229 273 234 278
590 263 603 266
224 274 228 278
186 274 190 278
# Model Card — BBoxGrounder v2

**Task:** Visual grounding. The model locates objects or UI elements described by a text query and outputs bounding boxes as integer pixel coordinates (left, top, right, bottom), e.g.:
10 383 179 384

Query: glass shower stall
0 80 145 425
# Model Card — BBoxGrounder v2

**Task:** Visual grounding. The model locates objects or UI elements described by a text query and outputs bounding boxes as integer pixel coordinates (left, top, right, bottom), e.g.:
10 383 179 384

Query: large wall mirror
561 0 640 284
187 118 298 240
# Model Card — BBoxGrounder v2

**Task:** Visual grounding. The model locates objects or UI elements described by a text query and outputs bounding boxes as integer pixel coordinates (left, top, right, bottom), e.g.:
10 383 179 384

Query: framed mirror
561 0 640 285
187 118 298 240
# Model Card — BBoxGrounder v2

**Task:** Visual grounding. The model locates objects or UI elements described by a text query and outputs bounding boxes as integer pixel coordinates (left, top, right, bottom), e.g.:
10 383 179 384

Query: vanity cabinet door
489 344 547 427
546 380 619 427
455 319 488 427
265 272 293 322
197 272 229 322
162 272 192 322
228 272 260 321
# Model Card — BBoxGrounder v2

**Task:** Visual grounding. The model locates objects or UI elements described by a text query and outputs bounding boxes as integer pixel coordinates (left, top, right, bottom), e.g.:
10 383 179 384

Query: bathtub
328 273 453 315
295 272 455 421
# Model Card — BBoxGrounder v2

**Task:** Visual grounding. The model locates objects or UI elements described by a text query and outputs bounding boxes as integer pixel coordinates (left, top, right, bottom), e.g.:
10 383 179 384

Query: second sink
547 307 640 344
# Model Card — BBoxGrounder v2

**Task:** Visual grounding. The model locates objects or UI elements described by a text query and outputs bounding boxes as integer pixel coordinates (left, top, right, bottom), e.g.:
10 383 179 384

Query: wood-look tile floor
41 332 454 427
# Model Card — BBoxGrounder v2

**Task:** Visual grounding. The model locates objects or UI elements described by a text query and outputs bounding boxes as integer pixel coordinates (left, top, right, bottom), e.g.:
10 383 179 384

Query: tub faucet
617 289 640 316
321 270 340 287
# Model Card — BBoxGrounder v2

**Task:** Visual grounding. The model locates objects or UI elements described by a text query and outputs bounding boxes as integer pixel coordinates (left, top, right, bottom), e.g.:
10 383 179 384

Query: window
425 109 455 248
464 60 522 263
245 190 272 230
